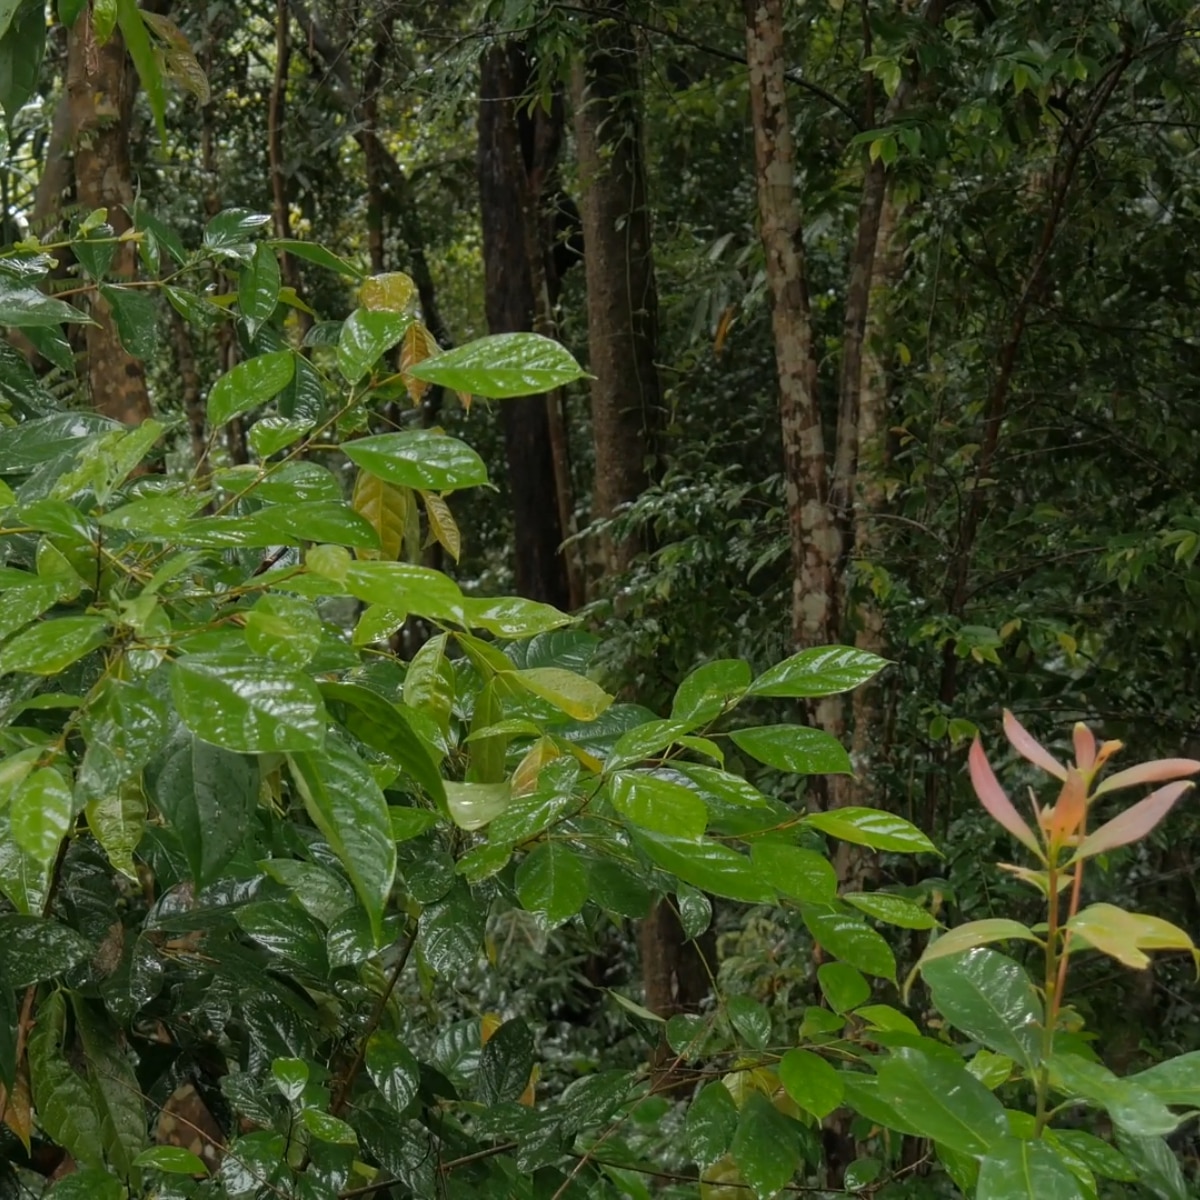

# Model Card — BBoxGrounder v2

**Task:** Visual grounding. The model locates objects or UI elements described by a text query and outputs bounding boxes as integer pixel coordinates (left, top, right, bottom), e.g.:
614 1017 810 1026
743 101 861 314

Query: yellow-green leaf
352 469 410 562
1067 903 1196 970
503 667 613 721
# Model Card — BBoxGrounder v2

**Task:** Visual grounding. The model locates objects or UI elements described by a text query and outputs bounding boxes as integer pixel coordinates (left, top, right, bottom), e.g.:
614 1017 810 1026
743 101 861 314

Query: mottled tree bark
744 0 845 801
66 11 152 423
478 43 571 610
572 0 662 574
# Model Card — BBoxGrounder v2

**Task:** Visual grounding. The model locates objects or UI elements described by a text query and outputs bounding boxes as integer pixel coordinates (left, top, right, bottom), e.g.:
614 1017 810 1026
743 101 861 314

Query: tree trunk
572 0 662 574
743 0 845 801
478 43 571 610
66 11 152 424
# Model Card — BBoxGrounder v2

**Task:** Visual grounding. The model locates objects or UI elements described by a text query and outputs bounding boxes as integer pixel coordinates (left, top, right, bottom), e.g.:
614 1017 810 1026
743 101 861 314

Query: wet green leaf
171 651 326 753
405 332 586 398
805 807 937 854
876 1047 1007 1157
343 430 488 493
287 735 395 944
207 350 295 426
515 841 587 926
0 616 108 676
779 1049 844 1119
749 647 888 698
338 309 411 381
729 725 852 775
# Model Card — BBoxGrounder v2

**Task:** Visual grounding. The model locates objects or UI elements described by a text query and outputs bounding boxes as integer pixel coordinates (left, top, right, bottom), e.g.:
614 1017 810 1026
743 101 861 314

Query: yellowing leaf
504 668 613 721
421 491 461 562
360 272 416 313
400 322 441 404
1067 903 1196 970
511 737 562 798
2 1069 32 1152
481 1012 502 1045
351 470 411 562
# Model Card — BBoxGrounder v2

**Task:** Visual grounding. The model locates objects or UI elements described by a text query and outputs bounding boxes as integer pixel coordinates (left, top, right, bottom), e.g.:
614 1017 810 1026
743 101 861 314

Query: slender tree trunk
744 0 846 807
478 43 571 610
268 0 309 339
572 0 704 1039
572 0 662 574
846 193 903 870
66 12 152 423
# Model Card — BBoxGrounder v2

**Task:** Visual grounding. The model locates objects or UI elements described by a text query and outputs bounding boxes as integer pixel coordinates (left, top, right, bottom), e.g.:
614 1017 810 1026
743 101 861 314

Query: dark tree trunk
572 0 662 574
571 0 705 1043
478 43 571 610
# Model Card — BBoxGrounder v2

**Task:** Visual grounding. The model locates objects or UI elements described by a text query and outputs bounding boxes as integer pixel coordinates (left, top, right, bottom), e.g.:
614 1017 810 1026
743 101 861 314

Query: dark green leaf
405 332 586 398
236 901 329 977
779 1049 844 1119
1114 1131 1190 1200
876 1047 1007 1156
135 1146 209 1175
803 905 896 980
419 881 484 975
0 279 88 328
171 651 326 753
817 962 870 1013
337 309 411 382
207 350 295 426
804 807 937 854
72 996 146 1174
749 647 888 698
727 994 770 1050
612 771 707 838
343 430 488 493
921 949 1043 1069
0 915 91 987
29 991 106 1168
478 1018 534 1106
287 735 395 944
145 735 259 888
0 0 46 123
204 208 271 251
671 658 751 723
270 239 364 279
750 841 836 903
238 242 280 338
366 1030 420 1116
632 829 775 904
319 681 446 813
1049 1130 1136 1182
515 841 587 926
729 725 853 775
686 1082 739 1168
0 615 108 676
99 284 158 358
45 1170 124 1199
730 1091 800 1200
977 1138 1087 1200
582 857 652 919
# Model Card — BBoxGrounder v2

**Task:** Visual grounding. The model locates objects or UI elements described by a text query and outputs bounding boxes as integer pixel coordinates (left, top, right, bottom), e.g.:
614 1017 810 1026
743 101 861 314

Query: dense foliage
0 1 1198 1198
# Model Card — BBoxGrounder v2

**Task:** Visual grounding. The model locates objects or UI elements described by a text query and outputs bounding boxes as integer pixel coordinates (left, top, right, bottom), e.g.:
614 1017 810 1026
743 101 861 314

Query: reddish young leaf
969 737 1041 856
1072 723 1096 772
1003 709 1067 780
1092 757 1200 797
1073 781 1194 862
1041 768 1086 843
